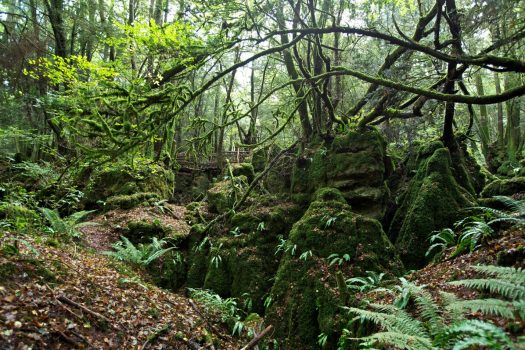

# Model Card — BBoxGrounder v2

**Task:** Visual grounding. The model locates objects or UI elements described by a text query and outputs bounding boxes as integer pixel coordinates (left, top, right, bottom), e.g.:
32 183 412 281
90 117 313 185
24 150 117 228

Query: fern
342 265 524 349
41 208 97 239
450 278 525 300
446 319 518 350
359 331 436 350
447 298 517 319
104 236 174 267
470 265 525 284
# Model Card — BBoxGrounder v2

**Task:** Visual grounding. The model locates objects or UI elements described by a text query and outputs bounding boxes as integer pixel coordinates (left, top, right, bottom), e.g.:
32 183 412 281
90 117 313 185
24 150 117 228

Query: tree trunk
475 73 490 156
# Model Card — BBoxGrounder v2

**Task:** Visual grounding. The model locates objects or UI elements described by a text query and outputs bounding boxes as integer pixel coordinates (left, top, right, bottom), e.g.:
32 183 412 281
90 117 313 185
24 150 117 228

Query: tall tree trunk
475 73 490 156
442 0 462 150
44 0 67 58
504 74 521 161
275 2 312 140
494 72 505 146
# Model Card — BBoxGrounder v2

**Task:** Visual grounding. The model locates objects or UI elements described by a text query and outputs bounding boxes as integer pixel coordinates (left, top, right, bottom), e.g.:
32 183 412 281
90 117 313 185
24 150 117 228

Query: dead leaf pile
0 233 242 349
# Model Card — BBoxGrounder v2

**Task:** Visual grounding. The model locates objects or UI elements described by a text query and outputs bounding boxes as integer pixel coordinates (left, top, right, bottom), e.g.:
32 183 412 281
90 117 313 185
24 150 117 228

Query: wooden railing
176 150 251 170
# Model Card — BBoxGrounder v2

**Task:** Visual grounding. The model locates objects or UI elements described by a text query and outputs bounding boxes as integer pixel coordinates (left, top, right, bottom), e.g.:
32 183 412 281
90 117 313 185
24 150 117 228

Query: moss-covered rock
266 188 402 349
206 176 247 214
84 161 175 206
186 200 304 313
481 177 525 198
291 129 390 219
0 203 40 229
389 147 476 268
231 163 255 183
105 192 160 210
124 219 175 243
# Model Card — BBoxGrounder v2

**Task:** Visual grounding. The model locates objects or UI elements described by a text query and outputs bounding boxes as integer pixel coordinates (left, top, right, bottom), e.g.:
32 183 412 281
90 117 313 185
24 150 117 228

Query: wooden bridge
175 150 251 171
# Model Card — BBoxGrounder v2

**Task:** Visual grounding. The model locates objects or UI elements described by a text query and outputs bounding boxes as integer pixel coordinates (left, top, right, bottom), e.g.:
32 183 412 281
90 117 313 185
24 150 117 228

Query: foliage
41 208 96 239
339 265 524 350
327 253 351 266
425 228 457 261
187 288 246 335
346 270 386 292
103 236 175 267
426 196 525 261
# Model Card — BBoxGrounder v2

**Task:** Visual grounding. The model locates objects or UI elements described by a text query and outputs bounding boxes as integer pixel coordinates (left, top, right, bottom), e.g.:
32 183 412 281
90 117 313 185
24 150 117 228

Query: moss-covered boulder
206 176 247 214
124 219 182 244
389 146 476 268
481 177 525 198
291 129 390 219
231 163 255 183
266 188 403 349
105 192 160 210
186 200 304 313
84 160 175 206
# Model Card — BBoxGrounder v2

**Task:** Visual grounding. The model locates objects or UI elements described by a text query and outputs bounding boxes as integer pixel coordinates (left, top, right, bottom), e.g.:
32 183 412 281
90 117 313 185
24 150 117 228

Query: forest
0 0 524 348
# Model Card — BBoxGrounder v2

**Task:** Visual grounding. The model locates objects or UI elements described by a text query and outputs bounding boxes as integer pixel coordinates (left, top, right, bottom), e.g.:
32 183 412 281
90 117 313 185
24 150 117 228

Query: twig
240 325 273 350
55 330 82 348
188 299 229 341
70 329 97 348
57 295 122 331
187 339 203 350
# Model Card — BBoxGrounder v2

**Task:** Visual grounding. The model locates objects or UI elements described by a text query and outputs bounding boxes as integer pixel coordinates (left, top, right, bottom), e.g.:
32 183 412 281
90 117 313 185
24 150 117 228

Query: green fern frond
66 210 96 224
359 331 436 350
412 289 445 335
450 279 525 300
345 305 428 338
446 319 515 350
492 196 525 216
470 265 525 284
448 299 516 319
439 291 465 323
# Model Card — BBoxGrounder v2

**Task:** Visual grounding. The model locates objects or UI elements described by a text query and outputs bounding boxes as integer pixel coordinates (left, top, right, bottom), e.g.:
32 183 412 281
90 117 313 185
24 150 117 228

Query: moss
0 203 40 230
252 148 267 173
185 200 304 311
207 176 247 214
203 258 232 297
497 161 516 177
105 192 160 210
84 161 175 205
290 129 390 219
389 147 476 268
481 177 525 198
266 188 402 349
231 163 255 183
125 219 174 243
314 187 346 203
151 250 187 291
185 225 209 288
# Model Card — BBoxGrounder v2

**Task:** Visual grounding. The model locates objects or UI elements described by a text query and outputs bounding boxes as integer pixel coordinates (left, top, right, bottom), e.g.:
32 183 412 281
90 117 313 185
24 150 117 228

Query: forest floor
1 205 524 349
0 206 244 350
360 225 525 333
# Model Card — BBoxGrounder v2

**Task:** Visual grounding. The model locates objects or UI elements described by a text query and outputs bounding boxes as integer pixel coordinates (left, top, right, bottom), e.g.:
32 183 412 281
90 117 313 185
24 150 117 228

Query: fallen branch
240 325 273 350
57 295 121 331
